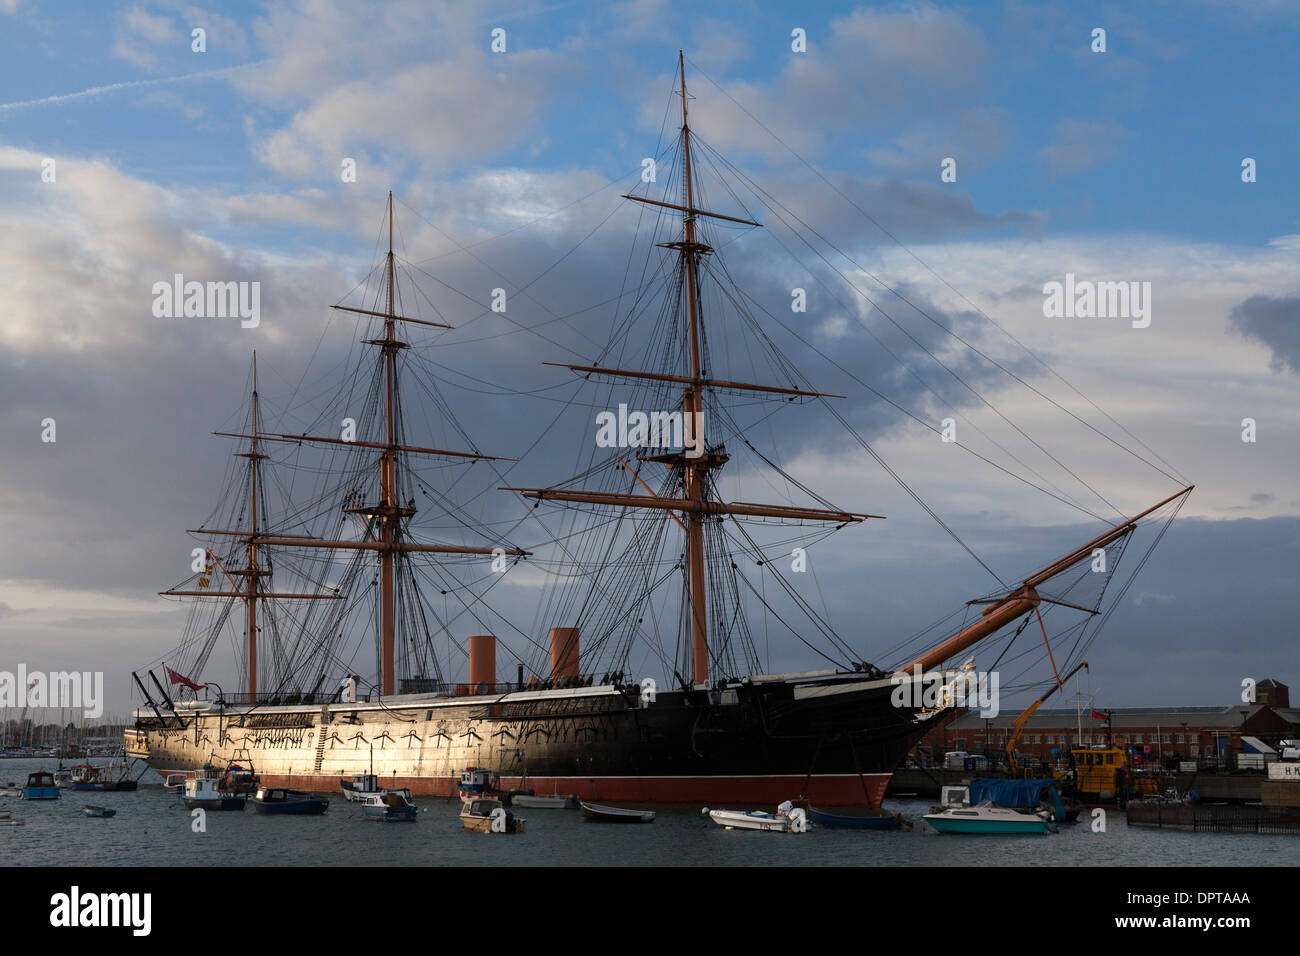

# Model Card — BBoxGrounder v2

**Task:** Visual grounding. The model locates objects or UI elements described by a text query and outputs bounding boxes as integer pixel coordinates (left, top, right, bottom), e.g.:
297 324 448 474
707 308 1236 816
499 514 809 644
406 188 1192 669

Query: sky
0 0 1296 722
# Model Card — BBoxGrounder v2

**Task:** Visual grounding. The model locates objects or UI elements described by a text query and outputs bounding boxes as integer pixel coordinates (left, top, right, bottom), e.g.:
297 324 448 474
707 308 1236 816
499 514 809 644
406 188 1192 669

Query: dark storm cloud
1229 294 1300 374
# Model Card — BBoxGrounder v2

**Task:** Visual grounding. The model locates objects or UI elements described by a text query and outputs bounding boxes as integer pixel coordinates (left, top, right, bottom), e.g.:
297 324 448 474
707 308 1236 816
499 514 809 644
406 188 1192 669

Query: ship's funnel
468 634 496 688
549 627 579 681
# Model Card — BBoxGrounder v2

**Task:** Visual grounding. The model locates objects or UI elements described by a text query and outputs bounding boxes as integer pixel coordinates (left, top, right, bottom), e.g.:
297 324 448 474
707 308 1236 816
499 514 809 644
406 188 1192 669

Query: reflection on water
1 760 1296 867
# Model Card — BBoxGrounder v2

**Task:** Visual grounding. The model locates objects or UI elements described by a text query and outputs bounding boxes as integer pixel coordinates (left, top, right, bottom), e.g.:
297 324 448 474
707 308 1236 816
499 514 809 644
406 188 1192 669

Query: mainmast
379 191 400 697
679 51 709 687
244 354 264 698
508 54 881 688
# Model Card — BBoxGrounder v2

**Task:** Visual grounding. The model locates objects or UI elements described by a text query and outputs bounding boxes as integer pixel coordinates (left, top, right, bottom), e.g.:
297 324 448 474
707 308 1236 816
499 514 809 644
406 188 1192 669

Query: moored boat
251 787 328 815
511 792 579 809
579 801 655 823
923 803 1055 835
183 774 246 811
21 771 59 800
361 790 419 822
808 806 902 829
83 805 116 818
460 797 525 833
706 806 807 832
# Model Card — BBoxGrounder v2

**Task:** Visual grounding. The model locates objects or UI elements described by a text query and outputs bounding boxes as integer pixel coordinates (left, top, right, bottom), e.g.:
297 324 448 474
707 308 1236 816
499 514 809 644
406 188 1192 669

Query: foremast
506 55 881 688
168 193 528 698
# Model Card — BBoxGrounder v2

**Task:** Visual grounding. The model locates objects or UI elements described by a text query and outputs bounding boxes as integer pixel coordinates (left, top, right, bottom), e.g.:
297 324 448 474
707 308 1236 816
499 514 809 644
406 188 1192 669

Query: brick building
916 678 1298 770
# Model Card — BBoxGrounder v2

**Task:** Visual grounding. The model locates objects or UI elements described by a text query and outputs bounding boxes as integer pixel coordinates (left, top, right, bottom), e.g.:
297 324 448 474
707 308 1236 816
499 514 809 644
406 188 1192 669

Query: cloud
652 3 990 162
1228 294 1300 374
1038 119 1132 175
112 8 184 71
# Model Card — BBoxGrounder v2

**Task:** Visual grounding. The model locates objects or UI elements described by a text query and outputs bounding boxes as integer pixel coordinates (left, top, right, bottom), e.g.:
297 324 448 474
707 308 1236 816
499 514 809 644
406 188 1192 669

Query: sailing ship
125 55 1190 806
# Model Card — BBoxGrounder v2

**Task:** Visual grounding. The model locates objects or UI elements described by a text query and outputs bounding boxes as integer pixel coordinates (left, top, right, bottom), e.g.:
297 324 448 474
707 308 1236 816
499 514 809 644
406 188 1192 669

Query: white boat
182 774 246 811
579 801 655 823
511 792 579 809
0 782 21 798
340 772 411 804
705 806 807 832
923 803 1055 835
360 790 419 822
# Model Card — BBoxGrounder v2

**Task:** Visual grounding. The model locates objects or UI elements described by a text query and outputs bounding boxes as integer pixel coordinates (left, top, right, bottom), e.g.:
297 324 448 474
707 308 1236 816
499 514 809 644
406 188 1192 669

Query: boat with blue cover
21 771 59 800
924 779 1066 834
83 805 116 818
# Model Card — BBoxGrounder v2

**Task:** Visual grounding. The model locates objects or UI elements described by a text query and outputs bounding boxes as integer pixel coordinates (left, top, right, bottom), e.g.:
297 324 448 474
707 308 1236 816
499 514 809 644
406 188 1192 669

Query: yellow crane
1006 661 1089 777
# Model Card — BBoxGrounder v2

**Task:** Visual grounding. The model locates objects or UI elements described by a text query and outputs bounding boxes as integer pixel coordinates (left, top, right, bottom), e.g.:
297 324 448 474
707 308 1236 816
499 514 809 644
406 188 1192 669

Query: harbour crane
1006 661 1089 777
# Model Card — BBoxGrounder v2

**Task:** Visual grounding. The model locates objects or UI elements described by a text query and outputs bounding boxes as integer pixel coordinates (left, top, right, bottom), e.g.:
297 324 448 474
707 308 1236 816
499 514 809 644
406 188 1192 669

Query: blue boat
251 787 329 815
83 805 116 818
809 806 902 829
21 771 60 800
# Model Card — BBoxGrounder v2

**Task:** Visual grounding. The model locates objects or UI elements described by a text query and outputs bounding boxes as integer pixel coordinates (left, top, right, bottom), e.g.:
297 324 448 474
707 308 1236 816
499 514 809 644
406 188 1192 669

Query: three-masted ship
126 56 1190 804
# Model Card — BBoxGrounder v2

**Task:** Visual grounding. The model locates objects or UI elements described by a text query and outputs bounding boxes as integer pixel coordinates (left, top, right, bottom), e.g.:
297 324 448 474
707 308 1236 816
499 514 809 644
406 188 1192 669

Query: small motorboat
923 803 1055 834
21 771 60 800
0 809 24 827
219 764 259 794
705 806 807 832
511 792 579 809
183 774 246 811
580 801 655 823
162 772 192 794
808 806 903 829
460 797 525 833
250 787 329 815
457 767 504 804
83 805 116 818
0 782 22 798
341 772 413 804
361 790 419 822
68 761 139 792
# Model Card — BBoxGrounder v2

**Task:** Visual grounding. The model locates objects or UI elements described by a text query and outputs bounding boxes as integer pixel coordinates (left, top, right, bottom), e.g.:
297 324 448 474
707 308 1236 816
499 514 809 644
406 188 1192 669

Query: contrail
0 60 266 114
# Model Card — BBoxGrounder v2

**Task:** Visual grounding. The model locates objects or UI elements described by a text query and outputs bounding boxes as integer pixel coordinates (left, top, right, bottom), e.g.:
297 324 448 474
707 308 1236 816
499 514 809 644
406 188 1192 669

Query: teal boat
21 771 60 800
924 779 1064 834
923 804 1053 834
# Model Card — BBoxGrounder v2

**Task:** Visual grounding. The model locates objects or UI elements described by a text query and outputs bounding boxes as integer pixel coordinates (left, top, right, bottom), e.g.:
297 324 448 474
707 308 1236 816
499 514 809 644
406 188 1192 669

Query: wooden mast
507 53 880 689
166 194 528 701
381 191 398 697
678 52 710 687
247 353 260 698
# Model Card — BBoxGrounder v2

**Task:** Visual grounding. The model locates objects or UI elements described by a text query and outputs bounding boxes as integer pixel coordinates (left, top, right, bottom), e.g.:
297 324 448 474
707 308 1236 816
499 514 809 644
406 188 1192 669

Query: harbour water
1 761 1297 867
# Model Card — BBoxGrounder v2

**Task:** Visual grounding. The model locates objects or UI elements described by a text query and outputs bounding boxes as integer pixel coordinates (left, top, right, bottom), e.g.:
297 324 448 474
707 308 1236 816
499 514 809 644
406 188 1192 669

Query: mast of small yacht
506 54 883 688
